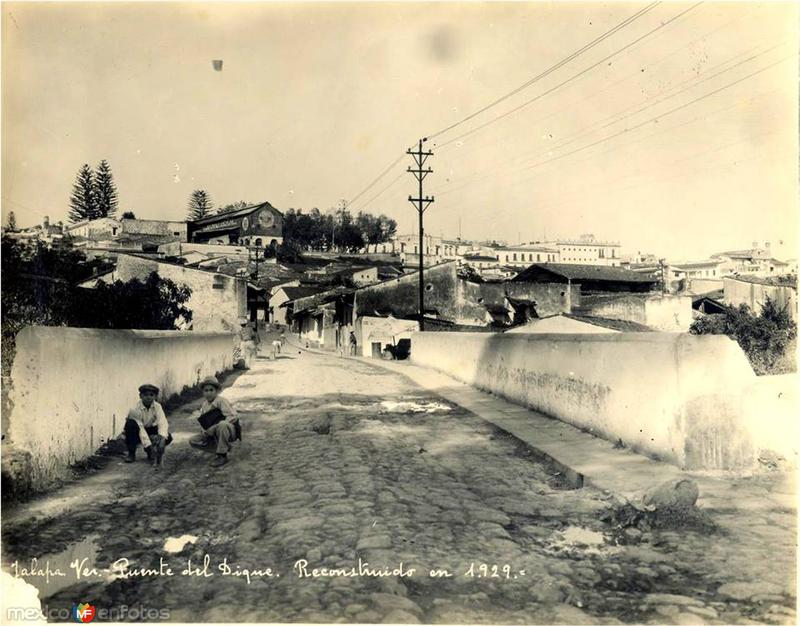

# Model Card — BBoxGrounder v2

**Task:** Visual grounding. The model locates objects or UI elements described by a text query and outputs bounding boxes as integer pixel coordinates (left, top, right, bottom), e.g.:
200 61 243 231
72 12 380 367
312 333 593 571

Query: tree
94 159 118 218
1 237 193 375
690 298 797 375
69 164 96 223
217 201 250 214
121 211 136 219
187 190 213 220
72 273 193 330
6 211 17 231
335 210 364 252
356 212 397 245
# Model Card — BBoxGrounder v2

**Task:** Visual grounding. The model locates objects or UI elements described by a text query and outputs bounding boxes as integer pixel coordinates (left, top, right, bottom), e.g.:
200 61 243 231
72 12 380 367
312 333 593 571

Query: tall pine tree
69 164 96 223
187 189 213 220
94 159 118 218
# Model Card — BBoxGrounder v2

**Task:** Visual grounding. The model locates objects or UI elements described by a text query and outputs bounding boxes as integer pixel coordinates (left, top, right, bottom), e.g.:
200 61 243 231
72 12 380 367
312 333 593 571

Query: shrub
689 297 796 375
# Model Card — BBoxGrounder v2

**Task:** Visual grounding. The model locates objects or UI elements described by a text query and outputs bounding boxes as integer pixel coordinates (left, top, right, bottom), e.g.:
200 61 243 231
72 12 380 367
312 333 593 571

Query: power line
436 2 703 150
345 5 660 209
437 38 786 195
426 2 662 141
436 3 760 165
511 55 790 178
349 170 406 212
528 40 788 162
346 151 407 207
515 114 783 216
446 55 789 204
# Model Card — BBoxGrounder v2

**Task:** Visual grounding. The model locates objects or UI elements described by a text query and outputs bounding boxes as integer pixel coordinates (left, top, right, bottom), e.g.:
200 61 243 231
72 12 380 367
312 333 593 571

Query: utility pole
407 138 434 331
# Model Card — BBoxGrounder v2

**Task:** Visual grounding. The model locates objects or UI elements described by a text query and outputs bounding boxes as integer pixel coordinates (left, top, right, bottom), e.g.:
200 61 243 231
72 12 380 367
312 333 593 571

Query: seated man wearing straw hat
189 376 241 468
124 383 172 469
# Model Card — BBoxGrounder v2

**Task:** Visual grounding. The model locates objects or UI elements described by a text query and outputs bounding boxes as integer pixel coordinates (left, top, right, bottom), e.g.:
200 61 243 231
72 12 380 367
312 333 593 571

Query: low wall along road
6 327 236 490
409 331 760 470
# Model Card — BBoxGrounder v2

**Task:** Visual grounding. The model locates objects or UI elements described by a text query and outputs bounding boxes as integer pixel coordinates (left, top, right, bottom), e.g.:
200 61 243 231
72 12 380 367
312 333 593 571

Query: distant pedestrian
124 384 172 469
190 376 241 468
349 331 358 356
238 320 258 368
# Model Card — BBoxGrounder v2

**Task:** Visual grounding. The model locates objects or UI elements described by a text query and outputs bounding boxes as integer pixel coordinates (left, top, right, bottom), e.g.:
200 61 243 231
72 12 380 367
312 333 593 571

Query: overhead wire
426 2 662 141
437 38 788 195
434 2 704 150
345 2 662 209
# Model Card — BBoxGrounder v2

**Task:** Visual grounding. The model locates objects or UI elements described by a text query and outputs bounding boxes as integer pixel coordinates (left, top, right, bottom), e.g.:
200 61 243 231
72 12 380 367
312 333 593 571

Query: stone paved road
2 348 796 624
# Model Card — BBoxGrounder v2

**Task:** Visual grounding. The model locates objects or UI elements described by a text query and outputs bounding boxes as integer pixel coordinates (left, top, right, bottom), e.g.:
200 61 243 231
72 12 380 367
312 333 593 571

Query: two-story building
540 234 621 266
490 244 560 267
711 242 790 277
188 201 284 246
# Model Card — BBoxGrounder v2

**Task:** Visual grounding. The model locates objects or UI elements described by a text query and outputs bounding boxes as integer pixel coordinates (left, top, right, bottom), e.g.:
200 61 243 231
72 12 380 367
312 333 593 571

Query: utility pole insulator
407 139 435 331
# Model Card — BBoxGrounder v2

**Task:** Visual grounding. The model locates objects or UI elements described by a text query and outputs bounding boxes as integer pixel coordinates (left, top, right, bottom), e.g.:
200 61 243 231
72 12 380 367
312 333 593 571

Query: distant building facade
65 217 121 240
543 234 620 266
188 202 283 246
121 218 188 242
4 215 65 247
712 242 790 277
490 244 560 267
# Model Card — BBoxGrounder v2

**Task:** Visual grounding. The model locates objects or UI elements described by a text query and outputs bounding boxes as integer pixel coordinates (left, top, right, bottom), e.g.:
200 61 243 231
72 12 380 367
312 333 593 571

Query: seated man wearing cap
189 376 240 468
124 384 172 468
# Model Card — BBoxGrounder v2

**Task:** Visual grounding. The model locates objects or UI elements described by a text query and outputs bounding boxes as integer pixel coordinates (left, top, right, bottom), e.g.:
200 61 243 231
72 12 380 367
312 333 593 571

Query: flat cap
138 384 159 394
199 376 221 389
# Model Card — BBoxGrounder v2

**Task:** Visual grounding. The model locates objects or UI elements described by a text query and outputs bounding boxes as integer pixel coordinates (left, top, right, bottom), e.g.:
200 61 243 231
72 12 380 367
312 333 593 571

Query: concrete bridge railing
409 331 760 470
5 327 236 491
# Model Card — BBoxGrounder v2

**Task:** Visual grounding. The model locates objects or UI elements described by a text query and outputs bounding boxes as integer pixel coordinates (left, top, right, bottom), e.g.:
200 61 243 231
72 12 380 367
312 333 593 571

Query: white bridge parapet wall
410 331 759 470
8 327 236 487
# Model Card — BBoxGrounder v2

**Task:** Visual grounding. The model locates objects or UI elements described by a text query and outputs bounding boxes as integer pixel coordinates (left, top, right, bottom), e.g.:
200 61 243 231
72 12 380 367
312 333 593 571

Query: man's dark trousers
124 419 173 459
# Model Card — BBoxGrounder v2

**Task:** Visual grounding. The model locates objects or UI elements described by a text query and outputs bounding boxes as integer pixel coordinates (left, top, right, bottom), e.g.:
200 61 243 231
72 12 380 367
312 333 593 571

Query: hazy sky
3 1 797 260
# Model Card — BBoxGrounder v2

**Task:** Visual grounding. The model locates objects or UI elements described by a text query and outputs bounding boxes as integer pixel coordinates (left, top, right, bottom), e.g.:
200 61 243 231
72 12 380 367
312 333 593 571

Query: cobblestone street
3 348 796 624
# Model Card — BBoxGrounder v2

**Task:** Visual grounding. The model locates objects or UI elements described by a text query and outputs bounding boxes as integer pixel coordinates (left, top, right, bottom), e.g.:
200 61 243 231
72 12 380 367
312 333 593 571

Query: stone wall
116 254 247 331
354 262 460 319
409 331 758 470
724 277 797 321
121 219 188 241
689 278 724 295
456 281 579 324
578 293 692 331
6 327 235 490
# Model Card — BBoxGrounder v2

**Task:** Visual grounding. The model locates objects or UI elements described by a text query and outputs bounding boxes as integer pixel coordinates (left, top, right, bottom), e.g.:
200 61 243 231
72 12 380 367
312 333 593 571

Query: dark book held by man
197 407 225 430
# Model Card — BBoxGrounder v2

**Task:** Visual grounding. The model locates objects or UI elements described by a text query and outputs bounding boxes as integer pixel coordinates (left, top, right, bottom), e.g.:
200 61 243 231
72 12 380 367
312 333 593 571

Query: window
513 253 517 261
537 254 541 262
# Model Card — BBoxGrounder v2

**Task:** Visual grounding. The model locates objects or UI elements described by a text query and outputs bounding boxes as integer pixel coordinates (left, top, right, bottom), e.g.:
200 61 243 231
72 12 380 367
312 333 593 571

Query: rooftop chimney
43 215 50 228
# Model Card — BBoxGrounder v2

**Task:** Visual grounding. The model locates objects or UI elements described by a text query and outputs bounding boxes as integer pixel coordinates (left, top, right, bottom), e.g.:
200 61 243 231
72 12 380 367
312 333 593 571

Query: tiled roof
671 259 723 269
280 285 326 300
191 201 282 225
513 263 657 283
564 314 654 332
